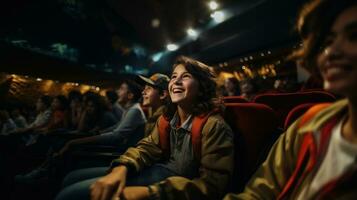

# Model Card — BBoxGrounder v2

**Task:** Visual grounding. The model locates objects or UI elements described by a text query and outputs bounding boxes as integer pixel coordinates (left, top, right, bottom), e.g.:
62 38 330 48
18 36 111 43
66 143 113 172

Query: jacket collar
297 99 348 135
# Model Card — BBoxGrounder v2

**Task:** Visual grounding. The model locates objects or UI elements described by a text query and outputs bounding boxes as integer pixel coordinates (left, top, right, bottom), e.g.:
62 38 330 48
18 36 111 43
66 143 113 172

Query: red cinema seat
283 103 316 130
222 96 249 103
224 103 279 192
253 91 336 128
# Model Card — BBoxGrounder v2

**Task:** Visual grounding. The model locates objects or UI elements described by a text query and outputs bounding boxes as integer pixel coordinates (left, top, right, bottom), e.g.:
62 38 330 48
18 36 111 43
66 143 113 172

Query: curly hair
291 0 357 75
164 56 218 118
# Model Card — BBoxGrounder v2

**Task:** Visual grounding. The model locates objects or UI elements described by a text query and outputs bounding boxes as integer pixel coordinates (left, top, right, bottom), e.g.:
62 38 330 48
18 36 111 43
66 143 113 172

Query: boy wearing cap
139 73 170 137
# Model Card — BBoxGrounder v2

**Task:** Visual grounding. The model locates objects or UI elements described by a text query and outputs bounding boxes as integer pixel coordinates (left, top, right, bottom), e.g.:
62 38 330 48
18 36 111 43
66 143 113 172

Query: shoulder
125 104 146 122
126 104 143 116
298 99 348 133
202 114 232 136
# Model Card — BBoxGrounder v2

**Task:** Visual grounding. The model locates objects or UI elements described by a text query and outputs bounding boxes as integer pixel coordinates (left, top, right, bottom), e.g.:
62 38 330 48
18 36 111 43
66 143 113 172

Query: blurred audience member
224 77 241 96
0 110 17 135
239 79 257 101
11 108 28 129
105 90 124 122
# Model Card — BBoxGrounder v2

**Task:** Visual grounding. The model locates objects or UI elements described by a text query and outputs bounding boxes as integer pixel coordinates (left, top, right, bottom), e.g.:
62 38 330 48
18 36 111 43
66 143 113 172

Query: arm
19 110 52 133
223 119 303 200
94 107 146 145
57 134 103 155
90 122 163 200
110 121 163 171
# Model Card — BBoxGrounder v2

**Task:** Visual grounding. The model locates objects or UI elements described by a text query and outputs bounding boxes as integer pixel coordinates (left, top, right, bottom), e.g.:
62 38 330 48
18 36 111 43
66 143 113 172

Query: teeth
173 89 183 93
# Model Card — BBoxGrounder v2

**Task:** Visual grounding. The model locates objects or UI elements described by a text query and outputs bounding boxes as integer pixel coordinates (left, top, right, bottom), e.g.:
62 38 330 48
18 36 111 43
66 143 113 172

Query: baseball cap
138 73 170 90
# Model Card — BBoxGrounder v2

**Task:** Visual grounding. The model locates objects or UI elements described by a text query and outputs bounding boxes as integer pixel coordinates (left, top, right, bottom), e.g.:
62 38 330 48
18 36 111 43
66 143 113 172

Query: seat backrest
224 103 280 192
283 103 316 130
222 96 248 103
253 91 336 128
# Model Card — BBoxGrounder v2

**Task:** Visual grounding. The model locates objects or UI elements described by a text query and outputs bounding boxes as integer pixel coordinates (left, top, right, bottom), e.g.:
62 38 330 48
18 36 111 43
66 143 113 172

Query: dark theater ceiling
0 0 308 86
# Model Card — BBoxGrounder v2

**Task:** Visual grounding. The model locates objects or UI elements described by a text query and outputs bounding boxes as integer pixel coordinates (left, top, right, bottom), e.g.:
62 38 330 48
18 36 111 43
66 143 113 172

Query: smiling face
316 6 357 97
168 64 199 108
142 85 160 107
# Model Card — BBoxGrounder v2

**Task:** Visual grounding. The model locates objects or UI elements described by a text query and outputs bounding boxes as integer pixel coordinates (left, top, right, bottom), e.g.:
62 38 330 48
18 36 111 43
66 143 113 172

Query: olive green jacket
111 114 234 200
144 106 165 137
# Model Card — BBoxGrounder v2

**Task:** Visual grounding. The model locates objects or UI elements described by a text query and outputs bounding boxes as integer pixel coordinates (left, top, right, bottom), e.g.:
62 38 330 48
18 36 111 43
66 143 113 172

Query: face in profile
169 64 199 107
116 83 130 104
316 5 357 96
141 85 160 107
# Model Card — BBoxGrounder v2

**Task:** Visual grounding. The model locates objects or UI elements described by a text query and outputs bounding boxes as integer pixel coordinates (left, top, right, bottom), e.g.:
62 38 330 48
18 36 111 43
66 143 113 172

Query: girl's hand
90 166 128 200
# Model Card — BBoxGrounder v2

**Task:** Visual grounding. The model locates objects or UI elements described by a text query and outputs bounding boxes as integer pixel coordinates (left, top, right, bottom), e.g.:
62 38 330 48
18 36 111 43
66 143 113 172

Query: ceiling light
166 43 178 51
151 18 160 28
187 28 198 38
208 1 219 10
152 52 163 62
211 11 225 23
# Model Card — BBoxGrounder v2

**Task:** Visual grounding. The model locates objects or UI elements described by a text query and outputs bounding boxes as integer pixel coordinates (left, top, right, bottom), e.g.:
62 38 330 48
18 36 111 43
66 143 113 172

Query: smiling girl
55 56 234 200
224 0 357 199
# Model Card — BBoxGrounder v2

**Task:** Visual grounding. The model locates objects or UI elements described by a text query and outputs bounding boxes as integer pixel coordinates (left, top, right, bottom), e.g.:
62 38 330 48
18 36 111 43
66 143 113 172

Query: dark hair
227 77 239 86
105 90 118 104
40 95 52 108
54 95 69 111
164 56 218 118
86 93 108 115
68 90 82 102
225 77 241 96
291 0 357 74
0 110 10 121
122 79 143 103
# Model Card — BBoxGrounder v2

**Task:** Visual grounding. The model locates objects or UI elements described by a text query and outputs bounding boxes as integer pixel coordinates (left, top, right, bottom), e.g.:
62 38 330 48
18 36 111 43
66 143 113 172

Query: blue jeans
55 164 176 200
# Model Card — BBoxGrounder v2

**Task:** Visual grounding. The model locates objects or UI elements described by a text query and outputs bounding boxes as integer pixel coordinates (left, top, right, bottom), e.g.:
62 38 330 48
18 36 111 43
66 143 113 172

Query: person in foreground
55 56 234 200
224 0 357 199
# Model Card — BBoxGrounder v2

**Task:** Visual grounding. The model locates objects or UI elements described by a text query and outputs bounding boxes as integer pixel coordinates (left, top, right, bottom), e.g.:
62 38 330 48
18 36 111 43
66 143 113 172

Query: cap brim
138 75 155 86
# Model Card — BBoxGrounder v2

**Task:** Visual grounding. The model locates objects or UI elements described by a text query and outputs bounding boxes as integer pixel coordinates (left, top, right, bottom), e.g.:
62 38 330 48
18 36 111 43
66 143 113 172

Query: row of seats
223 90 336 128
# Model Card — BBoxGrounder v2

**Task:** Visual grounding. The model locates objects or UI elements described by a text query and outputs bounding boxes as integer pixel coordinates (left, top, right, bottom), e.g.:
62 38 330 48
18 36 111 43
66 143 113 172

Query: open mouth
322 64 351 80
172 88 184 93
